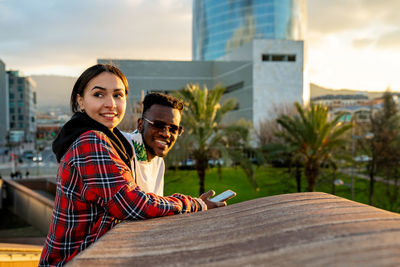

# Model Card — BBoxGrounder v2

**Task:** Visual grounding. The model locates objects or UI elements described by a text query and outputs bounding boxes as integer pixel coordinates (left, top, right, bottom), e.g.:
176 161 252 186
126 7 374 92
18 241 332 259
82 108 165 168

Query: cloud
352 38 374 48
375 30 400 49
308 0 400 52
0 0 192 75
308 0 400 34
308 0 369 34
359 0 400 26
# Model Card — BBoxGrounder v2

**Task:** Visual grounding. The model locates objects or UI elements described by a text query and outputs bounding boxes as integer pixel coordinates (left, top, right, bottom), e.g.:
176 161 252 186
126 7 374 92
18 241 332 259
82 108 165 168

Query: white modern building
219 39 306 124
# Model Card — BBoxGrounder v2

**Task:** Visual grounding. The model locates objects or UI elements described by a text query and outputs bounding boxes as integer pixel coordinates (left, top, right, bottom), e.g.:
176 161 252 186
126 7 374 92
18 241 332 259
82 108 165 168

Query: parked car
33 154 43 162
178 159 196 170
22 150 34 160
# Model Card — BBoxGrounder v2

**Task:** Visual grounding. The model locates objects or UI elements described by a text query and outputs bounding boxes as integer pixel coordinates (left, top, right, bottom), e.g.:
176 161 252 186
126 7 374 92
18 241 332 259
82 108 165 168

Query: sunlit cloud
0 0 192 76
307 0 400 91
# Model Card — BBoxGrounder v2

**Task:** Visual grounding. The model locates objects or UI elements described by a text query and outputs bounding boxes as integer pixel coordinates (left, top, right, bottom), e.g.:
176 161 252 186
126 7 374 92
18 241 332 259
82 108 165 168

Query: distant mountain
310 83 384 99
30 75 77 112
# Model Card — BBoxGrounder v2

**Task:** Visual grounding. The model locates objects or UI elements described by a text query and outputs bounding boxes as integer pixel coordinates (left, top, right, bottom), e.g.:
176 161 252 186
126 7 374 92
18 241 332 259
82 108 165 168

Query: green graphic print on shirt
133 140 147 162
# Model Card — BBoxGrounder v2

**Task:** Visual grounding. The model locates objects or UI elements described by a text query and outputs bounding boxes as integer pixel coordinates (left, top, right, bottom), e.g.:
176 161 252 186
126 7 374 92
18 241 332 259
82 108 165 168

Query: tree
368 91 400 208
255 104 301 191
276 102 352 191
222 120 259 190
175 84 256 195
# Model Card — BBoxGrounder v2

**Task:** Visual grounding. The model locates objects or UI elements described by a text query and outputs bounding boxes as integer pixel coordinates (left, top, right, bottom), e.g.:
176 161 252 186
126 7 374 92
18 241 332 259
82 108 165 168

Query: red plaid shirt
39 130 203 266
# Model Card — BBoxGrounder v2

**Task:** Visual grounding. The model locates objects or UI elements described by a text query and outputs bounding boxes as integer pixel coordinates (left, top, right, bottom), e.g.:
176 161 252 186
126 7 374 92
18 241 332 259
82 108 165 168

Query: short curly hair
142 92 184 115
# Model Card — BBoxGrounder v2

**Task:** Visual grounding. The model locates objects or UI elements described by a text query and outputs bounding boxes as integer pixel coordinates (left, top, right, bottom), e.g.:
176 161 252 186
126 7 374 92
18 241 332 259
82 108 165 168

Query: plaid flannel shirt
39 130 203 266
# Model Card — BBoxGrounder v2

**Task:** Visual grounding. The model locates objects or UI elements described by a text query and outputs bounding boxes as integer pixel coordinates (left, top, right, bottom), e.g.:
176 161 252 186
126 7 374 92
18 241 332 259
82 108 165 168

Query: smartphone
209 189 236 202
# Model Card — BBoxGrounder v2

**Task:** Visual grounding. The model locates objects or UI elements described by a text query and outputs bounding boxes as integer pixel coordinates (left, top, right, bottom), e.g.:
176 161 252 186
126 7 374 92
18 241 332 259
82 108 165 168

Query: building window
224 81 244 94
10 108 15 113
272 54 285 61
262 54 270 61
9 93 14 99
262 54 296 62
18 115 24 121
288 55 296 62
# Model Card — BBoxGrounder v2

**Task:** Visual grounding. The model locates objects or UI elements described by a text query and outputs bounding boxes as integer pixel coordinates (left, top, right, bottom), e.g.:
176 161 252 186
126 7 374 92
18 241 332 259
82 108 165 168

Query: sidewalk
339 168 399 186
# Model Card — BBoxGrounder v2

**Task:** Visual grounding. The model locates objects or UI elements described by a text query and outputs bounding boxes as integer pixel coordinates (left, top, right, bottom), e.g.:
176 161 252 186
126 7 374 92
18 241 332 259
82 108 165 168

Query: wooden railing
69 192 400 266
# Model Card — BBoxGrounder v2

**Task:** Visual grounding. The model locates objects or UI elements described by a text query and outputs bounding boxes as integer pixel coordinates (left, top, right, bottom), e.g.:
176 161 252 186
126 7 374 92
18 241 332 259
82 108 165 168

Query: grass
164 165 400 212
165 165 308 204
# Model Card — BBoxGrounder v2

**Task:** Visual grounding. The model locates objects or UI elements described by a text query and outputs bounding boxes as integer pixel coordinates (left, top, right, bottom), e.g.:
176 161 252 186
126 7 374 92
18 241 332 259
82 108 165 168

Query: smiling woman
76 72 127 130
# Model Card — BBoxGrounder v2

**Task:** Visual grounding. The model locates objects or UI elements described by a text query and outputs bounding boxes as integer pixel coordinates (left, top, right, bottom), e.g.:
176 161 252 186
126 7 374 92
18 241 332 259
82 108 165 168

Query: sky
0 0 399 92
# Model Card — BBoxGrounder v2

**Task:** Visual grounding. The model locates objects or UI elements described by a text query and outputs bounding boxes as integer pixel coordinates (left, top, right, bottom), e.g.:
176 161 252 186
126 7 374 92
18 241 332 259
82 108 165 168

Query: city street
0 146 58 179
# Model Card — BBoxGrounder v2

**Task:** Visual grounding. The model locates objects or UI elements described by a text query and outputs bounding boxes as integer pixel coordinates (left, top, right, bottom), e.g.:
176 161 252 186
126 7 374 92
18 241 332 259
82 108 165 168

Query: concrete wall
221 39 304 126
3 178 54 235
99 59 214 102
252 39 304 126
213 61 253 123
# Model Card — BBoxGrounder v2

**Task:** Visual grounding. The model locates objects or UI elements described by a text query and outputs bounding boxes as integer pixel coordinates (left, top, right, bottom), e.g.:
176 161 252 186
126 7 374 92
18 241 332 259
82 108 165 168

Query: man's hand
199 190 227 210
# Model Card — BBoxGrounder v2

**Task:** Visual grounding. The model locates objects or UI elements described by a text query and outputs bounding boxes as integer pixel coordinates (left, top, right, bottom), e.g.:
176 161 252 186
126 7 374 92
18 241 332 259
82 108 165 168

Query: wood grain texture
69 192 400 266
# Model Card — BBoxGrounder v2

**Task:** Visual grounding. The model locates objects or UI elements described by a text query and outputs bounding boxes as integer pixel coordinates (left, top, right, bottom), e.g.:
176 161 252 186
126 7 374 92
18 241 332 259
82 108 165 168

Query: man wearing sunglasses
122 92 184 196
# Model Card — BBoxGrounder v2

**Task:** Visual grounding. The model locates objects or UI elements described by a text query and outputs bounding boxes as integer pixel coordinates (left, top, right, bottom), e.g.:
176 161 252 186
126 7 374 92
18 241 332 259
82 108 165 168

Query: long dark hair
70 64 129 113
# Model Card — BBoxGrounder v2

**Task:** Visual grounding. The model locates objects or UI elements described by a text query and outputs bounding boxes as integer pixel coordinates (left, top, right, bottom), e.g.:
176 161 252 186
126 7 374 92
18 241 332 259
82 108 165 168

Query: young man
123 92 184 196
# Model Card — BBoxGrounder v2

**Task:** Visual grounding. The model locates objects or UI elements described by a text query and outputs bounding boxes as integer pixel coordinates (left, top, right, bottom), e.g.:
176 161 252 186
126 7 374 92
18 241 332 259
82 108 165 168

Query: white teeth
103 114 116 118
155 140 167 145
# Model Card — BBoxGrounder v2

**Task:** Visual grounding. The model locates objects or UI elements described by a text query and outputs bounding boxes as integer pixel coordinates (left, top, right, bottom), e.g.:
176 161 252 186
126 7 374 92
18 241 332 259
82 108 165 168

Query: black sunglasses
143 118 184 136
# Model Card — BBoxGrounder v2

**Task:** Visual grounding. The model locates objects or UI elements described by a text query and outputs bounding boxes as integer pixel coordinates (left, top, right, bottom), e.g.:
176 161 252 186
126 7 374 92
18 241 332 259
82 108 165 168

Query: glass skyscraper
193 0 306 60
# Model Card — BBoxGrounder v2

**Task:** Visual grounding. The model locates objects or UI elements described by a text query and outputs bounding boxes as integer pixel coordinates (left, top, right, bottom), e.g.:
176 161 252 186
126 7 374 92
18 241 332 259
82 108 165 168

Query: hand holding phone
209 189 236 202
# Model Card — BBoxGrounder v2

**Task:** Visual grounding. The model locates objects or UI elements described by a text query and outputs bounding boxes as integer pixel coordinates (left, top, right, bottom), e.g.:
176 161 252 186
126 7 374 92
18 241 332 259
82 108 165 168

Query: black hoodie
52 112 133 171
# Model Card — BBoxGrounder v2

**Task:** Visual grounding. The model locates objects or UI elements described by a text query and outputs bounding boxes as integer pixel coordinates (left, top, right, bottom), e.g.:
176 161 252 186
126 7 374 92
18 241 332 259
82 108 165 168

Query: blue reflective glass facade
193 0 305 60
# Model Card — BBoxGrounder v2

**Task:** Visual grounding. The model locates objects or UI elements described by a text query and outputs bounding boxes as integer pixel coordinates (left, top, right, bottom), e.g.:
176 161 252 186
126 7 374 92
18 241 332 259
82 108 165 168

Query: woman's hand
199 190 227 210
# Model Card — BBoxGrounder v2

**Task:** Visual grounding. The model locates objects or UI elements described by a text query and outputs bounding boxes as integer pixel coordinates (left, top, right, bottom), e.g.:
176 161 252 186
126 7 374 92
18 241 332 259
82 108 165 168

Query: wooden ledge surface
69 192 400 266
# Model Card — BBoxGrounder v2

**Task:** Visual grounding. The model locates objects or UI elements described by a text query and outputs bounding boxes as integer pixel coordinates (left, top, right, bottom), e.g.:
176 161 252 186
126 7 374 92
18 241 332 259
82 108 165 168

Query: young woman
39 64 223 266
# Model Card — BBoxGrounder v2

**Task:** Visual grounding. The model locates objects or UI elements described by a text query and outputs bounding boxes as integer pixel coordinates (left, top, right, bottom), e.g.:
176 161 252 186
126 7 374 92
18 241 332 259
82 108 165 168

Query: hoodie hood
52 112 133 170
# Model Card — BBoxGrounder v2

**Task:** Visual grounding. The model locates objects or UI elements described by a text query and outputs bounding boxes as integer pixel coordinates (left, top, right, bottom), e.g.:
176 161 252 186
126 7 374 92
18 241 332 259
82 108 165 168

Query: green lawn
165 166 295 204
164 165 400 212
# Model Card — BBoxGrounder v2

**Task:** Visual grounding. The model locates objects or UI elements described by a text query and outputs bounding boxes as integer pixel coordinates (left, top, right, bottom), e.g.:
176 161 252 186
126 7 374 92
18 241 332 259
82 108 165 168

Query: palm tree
175 84 256 194
276 102 352 191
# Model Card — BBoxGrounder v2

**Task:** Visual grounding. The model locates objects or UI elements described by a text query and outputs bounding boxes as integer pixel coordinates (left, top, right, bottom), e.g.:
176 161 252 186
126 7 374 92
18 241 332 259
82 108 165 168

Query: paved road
339 168 400 186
